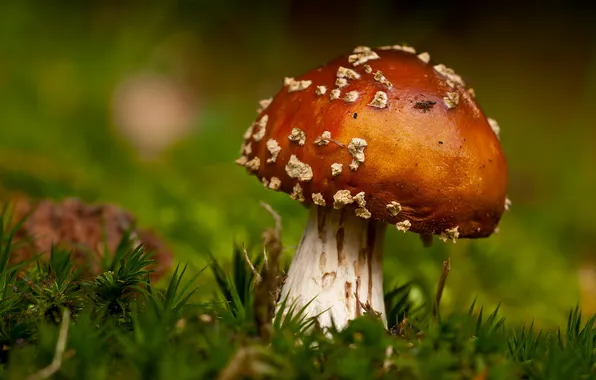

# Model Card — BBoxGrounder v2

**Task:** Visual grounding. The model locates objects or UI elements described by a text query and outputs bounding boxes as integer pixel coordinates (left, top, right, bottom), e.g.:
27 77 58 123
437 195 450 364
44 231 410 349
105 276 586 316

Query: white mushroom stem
278 206 387 330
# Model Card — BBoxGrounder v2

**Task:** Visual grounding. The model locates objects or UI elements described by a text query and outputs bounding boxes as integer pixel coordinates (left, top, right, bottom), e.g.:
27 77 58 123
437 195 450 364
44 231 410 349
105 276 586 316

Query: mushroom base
278 206 387 330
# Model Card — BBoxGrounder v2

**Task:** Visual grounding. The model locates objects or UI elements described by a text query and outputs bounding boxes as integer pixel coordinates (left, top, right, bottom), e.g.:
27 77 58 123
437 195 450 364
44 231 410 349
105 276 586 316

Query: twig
397 317 408 336
243 244 262 283
329 138 346 148
433 258 451 318
262 248 269 268
254 202 284 342
359 300 382 319
217 346 250 380
217 346 275 380
259 201 281 236
27 309 71 380
382 345 394 371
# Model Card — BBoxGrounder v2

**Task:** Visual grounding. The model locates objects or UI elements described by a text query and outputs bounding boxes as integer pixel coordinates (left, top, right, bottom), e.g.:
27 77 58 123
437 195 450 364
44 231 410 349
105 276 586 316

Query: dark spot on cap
414 100 436 113
353 112 358 119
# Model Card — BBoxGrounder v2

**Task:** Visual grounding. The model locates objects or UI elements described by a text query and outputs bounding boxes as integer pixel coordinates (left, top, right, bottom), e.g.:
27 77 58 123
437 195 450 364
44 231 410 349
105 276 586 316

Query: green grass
1 210 596 380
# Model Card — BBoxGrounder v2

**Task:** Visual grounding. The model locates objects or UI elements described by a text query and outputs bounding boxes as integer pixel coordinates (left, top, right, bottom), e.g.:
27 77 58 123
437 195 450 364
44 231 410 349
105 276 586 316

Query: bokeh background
1 0 595 327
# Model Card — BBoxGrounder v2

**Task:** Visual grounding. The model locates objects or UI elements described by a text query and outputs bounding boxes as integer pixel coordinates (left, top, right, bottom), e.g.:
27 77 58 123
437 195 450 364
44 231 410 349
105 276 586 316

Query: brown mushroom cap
238 46 507 238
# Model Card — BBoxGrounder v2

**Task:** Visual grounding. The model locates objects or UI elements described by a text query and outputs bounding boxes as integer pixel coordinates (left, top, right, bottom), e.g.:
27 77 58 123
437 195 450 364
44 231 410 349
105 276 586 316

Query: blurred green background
1 0 595 327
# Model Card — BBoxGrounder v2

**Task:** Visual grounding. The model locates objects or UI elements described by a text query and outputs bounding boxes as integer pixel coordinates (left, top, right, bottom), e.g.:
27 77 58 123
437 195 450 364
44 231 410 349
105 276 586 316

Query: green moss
1 214 595 379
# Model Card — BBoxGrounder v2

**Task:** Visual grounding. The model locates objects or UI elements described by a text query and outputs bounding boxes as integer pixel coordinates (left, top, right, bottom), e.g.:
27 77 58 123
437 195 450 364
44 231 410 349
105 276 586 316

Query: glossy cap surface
237 46 508 238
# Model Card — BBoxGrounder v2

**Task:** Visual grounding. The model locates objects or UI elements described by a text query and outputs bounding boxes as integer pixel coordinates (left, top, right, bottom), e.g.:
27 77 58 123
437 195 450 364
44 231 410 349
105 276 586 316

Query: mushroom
236 46 508 329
